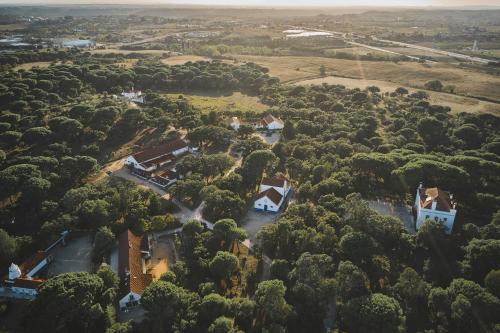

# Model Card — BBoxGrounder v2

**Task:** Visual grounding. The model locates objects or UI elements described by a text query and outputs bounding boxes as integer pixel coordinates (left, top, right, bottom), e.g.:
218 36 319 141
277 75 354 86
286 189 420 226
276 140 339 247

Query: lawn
165 92 268 114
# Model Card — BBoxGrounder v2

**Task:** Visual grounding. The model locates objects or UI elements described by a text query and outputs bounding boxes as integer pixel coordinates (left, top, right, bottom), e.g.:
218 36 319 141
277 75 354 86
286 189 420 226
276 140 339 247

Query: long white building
126 139 189 173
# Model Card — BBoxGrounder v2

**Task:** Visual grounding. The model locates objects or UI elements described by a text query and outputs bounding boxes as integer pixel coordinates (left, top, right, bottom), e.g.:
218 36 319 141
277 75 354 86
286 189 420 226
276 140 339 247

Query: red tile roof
256 187 283 205
261 176 287 188
12 278 44 290
140 153 175 169
419 187 453 212
132 139 187 164
262 115 283 126
118 230 152 296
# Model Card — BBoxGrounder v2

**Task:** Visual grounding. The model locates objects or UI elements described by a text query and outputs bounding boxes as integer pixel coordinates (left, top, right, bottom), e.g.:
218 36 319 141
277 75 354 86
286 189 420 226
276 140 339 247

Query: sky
1 0 499 6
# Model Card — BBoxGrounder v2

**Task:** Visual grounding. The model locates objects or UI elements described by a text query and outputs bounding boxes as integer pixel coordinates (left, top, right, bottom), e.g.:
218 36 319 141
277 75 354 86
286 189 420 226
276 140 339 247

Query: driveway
240 209 282 245
255 132 281 146
368 199 416 234
46 234 93 276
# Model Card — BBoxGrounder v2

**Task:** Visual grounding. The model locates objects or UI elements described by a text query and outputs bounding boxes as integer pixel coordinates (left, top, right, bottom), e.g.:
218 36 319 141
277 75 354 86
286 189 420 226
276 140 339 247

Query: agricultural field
161 55 210 65
296 76 500 115
233 54 500 101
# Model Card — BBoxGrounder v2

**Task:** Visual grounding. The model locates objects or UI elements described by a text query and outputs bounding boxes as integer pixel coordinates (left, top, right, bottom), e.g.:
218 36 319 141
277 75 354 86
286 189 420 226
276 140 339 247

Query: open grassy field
297 76 500 116
166 92 268 114
14 61 53 70
231 54 500 103
161 55 210 65
90 48 169 55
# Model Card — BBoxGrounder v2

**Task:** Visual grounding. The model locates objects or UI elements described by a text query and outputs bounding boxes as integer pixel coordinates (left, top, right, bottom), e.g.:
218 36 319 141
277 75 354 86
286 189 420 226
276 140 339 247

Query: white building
61 39 96 48
121 91 145 104
11 278 44 296
126 139 189 173
228 117 242 130
258 115 284 130
254 176 291 212
3 253 51 298
228 115 285 131
117 230 153 311
414 184 457 234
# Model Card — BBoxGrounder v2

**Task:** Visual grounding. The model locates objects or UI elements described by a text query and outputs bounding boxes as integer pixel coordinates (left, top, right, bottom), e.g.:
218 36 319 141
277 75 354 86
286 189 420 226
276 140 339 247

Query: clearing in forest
165 92 268 114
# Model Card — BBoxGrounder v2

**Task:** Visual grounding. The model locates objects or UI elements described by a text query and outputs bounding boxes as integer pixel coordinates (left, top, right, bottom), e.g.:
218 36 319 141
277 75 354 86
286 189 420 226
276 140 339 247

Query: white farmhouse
228 115 285 131
228 117 242 130
254 176 291 212
258 115 284 130
414 183 457 234
3 252 52 298
121 90 145 104
117 230 153 311
126 139 189 173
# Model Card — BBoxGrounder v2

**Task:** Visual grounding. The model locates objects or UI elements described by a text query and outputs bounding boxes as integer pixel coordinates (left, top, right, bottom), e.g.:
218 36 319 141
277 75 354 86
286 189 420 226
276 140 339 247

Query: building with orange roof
117 230 154 311
254 175 291 212
414 183 457 234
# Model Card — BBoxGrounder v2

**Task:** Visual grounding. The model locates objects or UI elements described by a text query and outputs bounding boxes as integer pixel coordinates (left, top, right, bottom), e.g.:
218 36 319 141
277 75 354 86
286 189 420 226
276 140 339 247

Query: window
444 218 448 222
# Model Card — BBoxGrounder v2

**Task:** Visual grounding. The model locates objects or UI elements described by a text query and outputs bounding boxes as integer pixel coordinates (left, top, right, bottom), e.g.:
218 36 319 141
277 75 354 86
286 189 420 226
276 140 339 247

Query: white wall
416 208 456 234
27 258 49 278
119 292 142 310
12 287 37 296
172 146 189 157
254 196 281 212
267 121 284 130
126 156 145 171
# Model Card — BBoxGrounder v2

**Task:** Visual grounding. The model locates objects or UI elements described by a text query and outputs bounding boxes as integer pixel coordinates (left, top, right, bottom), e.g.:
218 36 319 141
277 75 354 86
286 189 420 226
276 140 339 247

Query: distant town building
61 39 96 48
117 230 153 311
126 138 189 173
254 175 291 212
414 183 457 234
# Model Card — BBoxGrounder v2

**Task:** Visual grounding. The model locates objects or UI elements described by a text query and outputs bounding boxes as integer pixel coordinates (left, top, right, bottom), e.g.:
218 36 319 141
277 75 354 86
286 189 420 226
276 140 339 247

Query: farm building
117 230 154 311
121 90 145 104
126 139 189 173
414 183 457 234
258 115 284 130
228 115 284 131
254 175 291 212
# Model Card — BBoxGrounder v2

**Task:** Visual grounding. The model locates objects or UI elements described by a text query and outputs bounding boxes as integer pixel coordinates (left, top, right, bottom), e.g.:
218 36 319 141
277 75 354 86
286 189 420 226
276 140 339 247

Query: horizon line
1 2 500 8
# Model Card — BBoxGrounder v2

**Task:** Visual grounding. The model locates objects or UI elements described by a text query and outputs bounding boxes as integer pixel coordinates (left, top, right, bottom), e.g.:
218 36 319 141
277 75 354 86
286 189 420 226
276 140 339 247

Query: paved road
300 26 495 64
373 37 494 64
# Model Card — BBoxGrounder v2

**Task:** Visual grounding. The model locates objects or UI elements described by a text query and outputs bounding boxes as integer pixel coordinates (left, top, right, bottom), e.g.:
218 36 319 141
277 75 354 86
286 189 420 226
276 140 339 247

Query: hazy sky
1 0 500 6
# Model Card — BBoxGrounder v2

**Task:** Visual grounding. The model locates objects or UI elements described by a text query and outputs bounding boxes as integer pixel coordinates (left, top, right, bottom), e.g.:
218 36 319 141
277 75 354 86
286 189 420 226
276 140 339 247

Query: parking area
255 131 281 146
368 199 416 234
240 209 282 244
46 234 93 276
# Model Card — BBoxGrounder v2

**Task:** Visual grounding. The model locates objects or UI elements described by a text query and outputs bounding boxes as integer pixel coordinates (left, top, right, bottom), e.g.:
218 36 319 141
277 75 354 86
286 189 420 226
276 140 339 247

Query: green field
165 92 268 114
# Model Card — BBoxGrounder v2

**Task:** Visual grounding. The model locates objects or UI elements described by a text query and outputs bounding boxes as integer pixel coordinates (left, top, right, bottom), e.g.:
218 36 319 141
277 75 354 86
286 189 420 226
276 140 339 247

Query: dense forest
0 49 499 333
